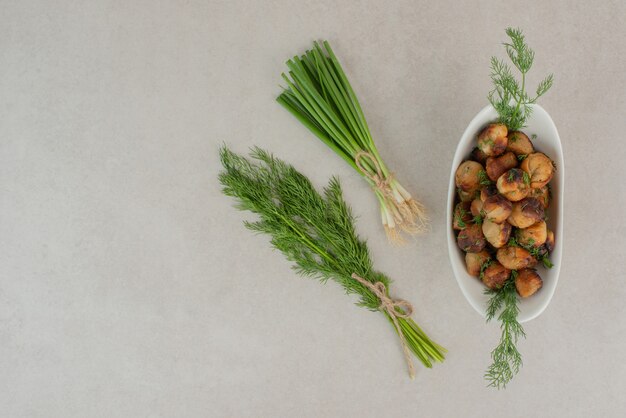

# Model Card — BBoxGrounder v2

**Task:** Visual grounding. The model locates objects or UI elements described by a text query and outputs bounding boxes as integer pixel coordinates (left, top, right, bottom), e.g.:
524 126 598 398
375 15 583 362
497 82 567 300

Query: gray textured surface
2 1 626 417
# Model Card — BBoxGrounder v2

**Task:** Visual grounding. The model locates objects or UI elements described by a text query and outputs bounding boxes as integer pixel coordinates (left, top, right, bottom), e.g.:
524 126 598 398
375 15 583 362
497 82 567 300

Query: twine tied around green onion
354 150 395 199
353 151 429 244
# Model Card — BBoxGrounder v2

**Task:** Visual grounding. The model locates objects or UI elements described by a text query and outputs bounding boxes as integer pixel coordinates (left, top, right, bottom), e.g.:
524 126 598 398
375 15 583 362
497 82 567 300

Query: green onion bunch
277 41 428 244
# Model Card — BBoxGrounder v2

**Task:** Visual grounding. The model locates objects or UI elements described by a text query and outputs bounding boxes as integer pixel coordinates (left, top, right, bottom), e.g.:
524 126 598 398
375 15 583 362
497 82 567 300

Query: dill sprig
219 146 446 373
484 273 526 389
488 28 554 131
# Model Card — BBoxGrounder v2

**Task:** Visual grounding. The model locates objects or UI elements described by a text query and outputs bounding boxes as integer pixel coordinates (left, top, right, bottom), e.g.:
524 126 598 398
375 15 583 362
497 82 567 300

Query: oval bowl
446 104 564 323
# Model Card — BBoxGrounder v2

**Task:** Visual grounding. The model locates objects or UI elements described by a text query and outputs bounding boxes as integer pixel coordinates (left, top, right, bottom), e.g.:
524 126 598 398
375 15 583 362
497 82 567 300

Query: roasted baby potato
457 224 486 253
470 198 484 217
471 147 488 164
465 250 491 277
453 201 472 230
545 229 555 253
458 189 476 202
516 220 547 247
455 161 484 193
496 246 536 270
477 123 508 157
480 185 499 202
529 185 550 208
521 152 554 188
506 131 534 155
508 198 545 228
482 218 512 248
486 152 518 182
482 194 513 223
496 168 530 202
515 269 543 298
481 261 510 290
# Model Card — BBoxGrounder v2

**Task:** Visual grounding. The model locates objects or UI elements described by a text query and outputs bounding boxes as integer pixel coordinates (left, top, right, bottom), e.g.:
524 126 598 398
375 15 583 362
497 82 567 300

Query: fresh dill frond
219 146 446 373
517 154 528 161
487 28 554 131
473 214 484 225
484 275 526 389
522 171 531 185
220 146 380 309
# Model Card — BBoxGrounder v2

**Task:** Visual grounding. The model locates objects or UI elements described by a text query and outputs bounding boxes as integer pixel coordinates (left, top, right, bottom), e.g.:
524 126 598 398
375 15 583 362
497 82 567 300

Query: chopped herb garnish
480 259 494 280
478 170 492 186
542 257 554 269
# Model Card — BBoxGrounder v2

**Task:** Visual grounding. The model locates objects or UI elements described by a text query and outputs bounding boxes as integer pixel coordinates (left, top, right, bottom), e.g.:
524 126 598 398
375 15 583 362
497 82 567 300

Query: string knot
351 273 416 379
354 151 394 197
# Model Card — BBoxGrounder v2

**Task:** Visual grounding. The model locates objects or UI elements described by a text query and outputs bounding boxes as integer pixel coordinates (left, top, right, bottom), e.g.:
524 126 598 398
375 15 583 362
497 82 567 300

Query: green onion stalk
277 41 428 244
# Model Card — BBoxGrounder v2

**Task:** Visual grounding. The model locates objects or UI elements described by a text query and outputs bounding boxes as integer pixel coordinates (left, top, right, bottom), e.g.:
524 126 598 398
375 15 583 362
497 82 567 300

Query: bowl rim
446 103 564 323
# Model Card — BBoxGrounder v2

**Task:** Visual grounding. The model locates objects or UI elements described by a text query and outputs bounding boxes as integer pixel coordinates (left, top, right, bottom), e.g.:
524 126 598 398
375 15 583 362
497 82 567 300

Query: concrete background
2 0 625 416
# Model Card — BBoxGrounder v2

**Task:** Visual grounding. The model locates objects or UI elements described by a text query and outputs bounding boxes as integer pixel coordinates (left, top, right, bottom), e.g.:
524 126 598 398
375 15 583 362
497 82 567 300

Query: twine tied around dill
351 273 416 379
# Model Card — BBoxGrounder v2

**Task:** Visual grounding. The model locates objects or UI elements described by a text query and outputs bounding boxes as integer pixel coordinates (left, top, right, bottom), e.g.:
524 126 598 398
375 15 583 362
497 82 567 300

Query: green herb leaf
484 277 525 389
542 257 554 269
478 170 492 186
487 28 554 131
480 259 493 281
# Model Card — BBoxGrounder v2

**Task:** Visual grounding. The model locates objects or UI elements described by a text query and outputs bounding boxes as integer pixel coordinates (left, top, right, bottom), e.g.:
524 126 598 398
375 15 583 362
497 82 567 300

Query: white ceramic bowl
447 104 564 323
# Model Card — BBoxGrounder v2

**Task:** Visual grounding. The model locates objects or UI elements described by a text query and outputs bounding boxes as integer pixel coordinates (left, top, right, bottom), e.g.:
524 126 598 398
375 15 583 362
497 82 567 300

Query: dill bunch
484 272 526 389
488 28 554 131
219 146 445 377
277 40 428 244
